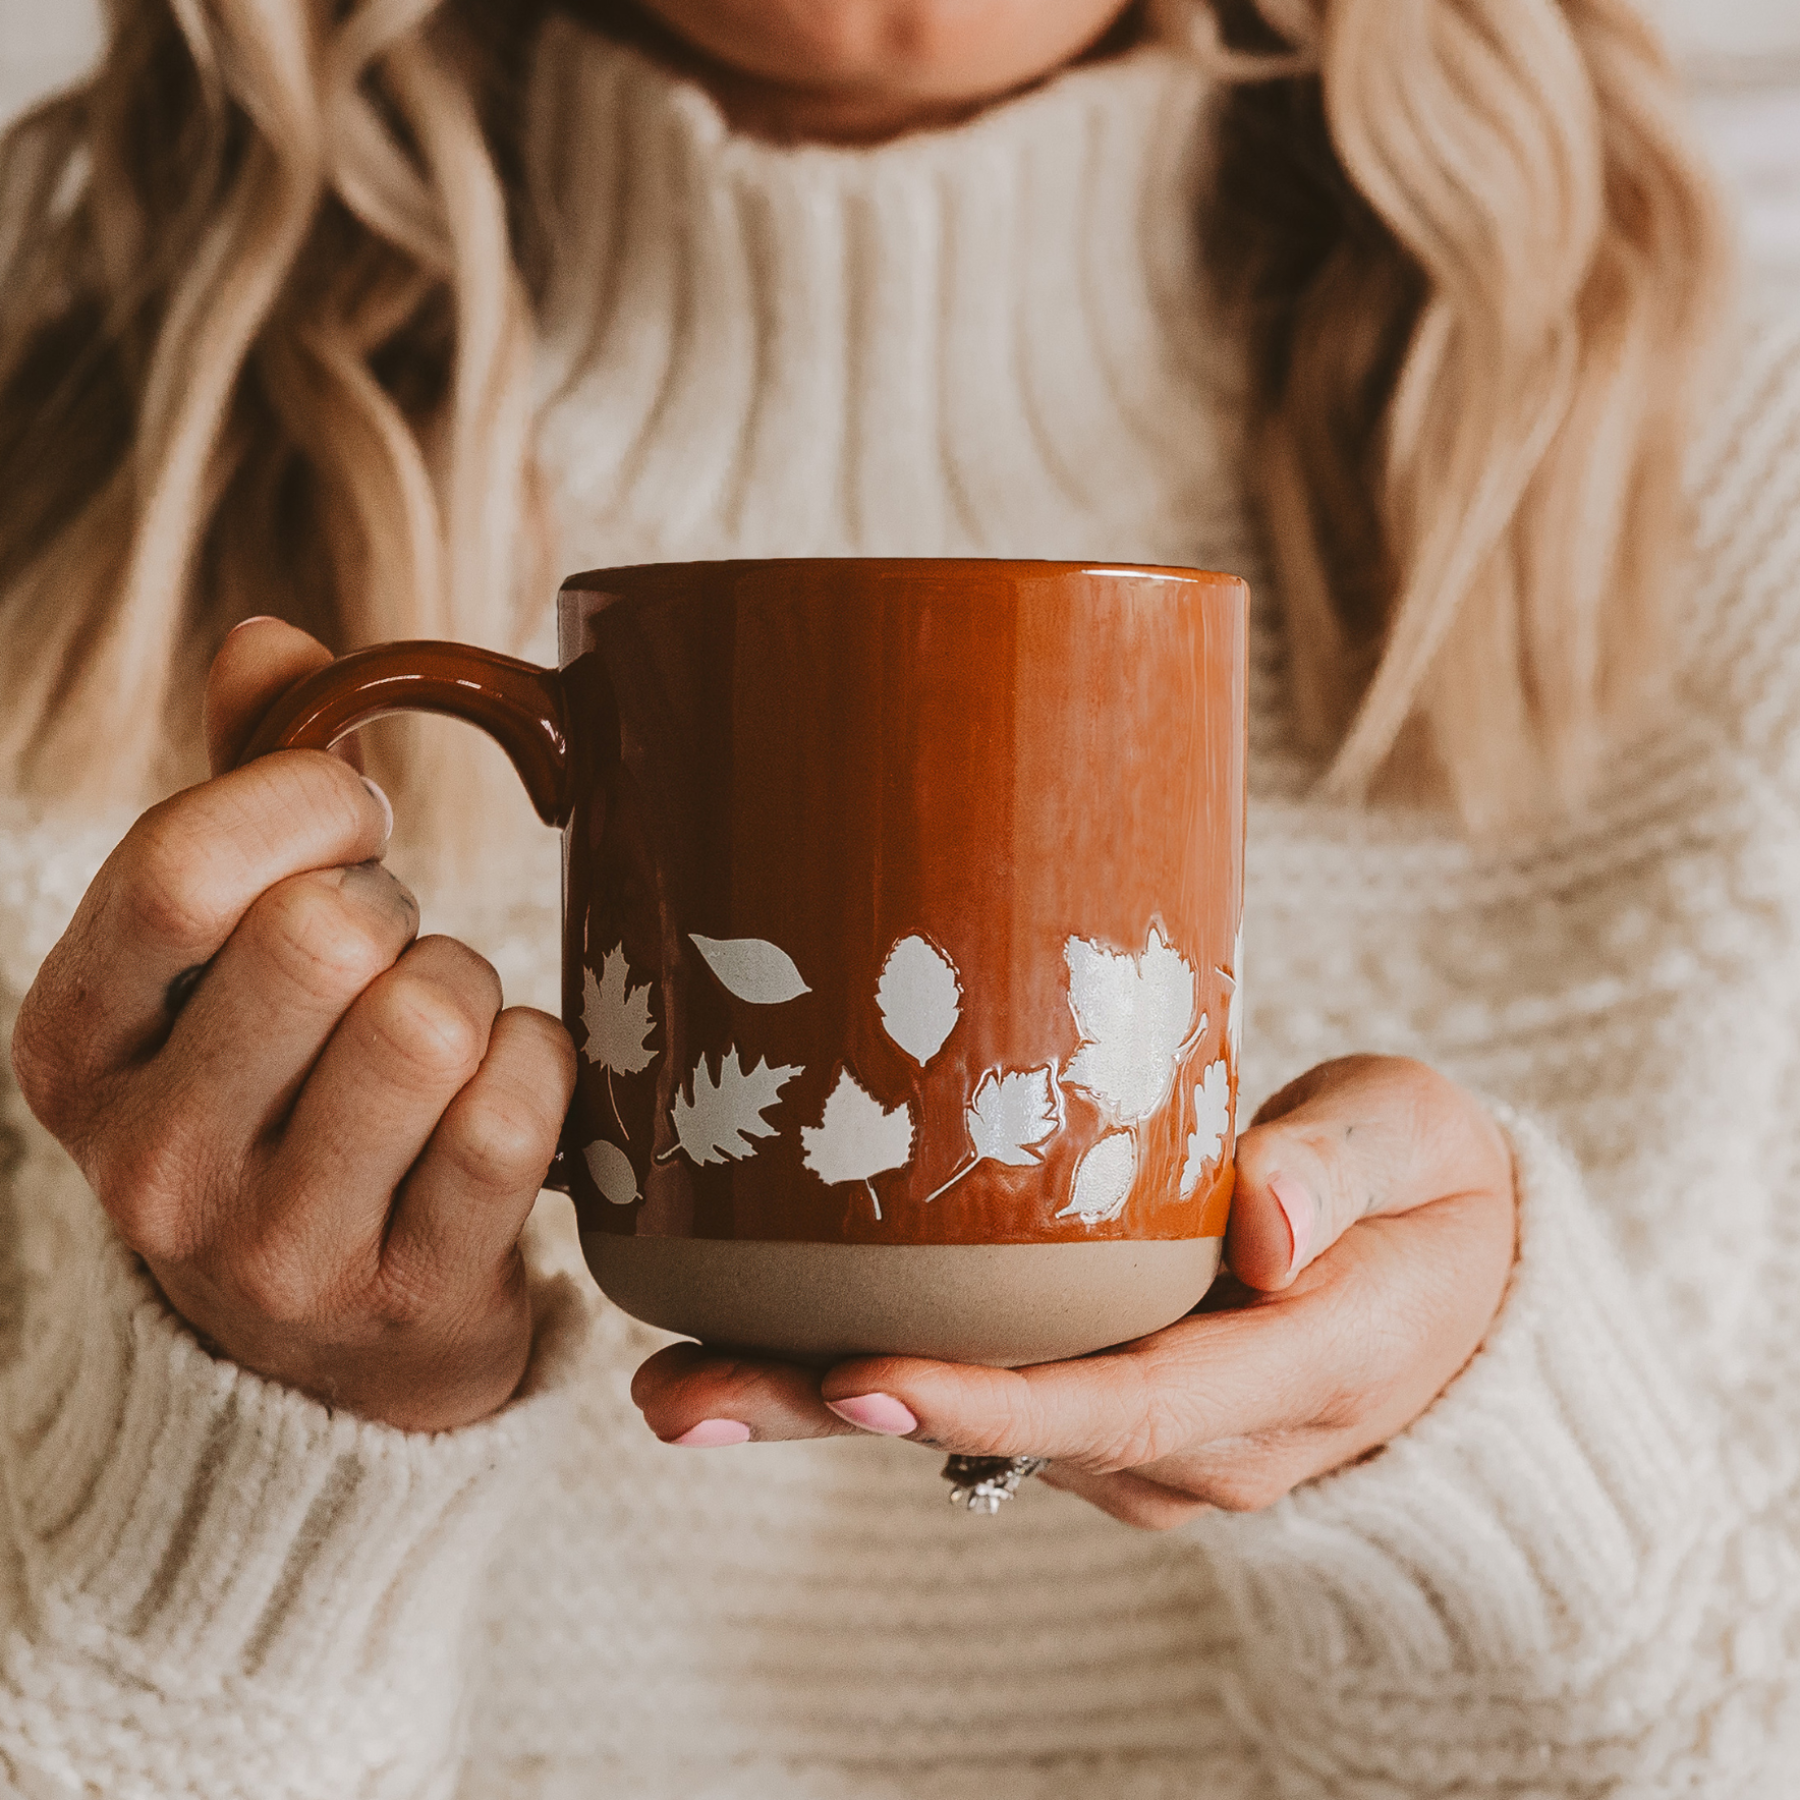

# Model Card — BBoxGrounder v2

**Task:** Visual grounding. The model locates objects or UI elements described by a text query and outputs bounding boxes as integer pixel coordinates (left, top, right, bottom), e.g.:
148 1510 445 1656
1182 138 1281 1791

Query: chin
627 0 1141 104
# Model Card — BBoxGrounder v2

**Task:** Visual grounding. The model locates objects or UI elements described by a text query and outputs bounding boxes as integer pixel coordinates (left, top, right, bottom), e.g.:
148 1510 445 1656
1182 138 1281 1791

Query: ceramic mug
244 559 1247 1366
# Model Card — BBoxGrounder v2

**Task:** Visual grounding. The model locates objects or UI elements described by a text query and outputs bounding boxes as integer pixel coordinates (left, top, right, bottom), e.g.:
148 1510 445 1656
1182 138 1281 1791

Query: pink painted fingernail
361 777 394 846
673 1419 751 1447
826 1393 918 1436
1268 1173 1314 1276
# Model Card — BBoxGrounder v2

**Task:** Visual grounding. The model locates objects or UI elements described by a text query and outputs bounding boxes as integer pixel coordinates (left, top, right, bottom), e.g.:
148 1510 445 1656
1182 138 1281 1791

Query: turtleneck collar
528 20 1255 574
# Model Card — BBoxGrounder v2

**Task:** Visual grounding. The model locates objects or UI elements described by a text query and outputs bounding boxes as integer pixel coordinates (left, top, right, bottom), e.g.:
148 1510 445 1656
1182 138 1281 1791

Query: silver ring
942 1454 1050 1514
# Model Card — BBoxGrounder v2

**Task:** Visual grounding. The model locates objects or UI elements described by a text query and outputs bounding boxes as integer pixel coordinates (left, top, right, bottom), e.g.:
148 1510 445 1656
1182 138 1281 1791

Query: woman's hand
10 620 576 1433
631 1056 1516 1526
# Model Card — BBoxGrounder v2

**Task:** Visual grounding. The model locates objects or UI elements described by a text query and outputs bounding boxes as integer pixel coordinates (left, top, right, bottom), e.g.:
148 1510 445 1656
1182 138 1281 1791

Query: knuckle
9 995 73 1133
1201 1457 1301 1514
233 1238 324 1325
372 971 490 1085
384 1243 521 1332
118 809 241 953
505 1008 579 1095
1087 1415 1173 1473
1081 1354 1193 1473
1308 1377 1371 1437
410 935 503 1011
252 875 397 1000
925 1374 1040 1459
1113 1487 1210 1533
447 1087 558 1193
92 1124 208 1262
233 749 376 854
368 1257 435 1328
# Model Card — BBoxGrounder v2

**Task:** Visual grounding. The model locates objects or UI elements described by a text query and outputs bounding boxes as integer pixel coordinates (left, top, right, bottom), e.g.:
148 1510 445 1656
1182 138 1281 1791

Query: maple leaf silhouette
923 1065 1064 1203
582 944 659 1139
1179 1058 1232 1199
667 1050 802 1166
801 1070 914 1220
1056 1131 1137 1226
1062 926 1198 1127
876 935 962 1065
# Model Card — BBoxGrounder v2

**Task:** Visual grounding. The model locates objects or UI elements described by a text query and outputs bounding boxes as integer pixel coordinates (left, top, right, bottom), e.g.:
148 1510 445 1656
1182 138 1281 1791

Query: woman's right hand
9 620 575 1432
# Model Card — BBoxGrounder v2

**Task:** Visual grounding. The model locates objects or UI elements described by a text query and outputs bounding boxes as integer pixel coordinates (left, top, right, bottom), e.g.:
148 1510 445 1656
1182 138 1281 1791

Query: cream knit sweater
5 26 1800 1800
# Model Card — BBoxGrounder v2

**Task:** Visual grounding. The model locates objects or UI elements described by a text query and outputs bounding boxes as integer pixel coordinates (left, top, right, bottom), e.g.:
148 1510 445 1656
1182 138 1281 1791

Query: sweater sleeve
0 1155 594 1800
1192 1106 1768 1796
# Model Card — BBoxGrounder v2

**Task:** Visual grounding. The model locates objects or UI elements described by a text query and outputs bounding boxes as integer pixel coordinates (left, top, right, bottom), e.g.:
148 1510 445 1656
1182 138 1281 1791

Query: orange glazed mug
244 560 1247 1367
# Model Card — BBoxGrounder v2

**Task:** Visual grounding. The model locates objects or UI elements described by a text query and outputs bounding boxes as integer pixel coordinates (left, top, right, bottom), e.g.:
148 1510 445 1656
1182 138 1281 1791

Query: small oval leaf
690 934 811 1005
585 1139 640 1205
877 934 962 1065
1055 1131 1137 1226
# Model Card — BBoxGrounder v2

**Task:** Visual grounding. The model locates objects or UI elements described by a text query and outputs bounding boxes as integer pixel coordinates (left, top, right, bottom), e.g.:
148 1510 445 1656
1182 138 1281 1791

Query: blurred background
0 0 1796 300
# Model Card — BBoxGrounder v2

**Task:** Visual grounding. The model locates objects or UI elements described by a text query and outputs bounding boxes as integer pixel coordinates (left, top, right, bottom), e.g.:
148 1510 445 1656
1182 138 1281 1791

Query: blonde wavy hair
0 0 1731 834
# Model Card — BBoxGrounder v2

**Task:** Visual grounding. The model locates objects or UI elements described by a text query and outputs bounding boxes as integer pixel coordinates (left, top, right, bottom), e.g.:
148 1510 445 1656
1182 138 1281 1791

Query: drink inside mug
244 559 1247 1366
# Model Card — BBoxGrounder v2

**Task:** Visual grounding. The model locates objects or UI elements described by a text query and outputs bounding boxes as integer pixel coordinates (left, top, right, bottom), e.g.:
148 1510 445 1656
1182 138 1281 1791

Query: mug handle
238 638 578 1192
238 640 572 827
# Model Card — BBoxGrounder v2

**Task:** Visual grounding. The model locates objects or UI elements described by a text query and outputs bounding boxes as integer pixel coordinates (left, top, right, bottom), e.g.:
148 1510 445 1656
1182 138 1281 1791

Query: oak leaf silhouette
669 1050 801 1166
1179 1058 1232 1199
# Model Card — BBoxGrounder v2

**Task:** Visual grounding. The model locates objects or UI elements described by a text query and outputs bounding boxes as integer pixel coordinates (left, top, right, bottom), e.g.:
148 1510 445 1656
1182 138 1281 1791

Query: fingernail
361 777 394 846
228 615 280 635
1268 1172 1314 1275
673 1419 751 1448
826 1393 918 1436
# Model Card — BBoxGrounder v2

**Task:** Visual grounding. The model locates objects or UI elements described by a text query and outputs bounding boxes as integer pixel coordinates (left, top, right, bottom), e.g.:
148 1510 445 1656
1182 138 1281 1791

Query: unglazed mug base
581 1235 1224 1367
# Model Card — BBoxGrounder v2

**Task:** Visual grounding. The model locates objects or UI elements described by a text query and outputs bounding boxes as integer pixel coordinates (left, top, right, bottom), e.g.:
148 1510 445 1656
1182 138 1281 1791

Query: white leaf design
690 933 811 1005
877 935 962 1065
1225 921 1244 1068
1179 1058 1233 1199
669 1050 802 1166
801 1070 914 1219
966 1066 1063 1168
1062 925 1198 1126
924 1065 1065 1202
582 945 658 1075
1056 1131 1138 1225
585 1139 640 1205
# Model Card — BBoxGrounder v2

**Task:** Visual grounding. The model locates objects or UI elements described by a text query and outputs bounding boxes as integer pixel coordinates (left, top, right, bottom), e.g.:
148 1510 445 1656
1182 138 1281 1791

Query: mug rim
560 557 1246 592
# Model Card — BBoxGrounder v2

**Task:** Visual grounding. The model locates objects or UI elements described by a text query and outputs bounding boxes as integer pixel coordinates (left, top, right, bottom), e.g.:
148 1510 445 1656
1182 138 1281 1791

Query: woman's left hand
631 1055 1517 1528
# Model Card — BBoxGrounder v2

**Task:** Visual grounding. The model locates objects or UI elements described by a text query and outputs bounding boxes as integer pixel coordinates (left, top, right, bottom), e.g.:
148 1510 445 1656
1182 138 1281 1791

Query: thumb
204 617 347 776
1227 1054 1511 1292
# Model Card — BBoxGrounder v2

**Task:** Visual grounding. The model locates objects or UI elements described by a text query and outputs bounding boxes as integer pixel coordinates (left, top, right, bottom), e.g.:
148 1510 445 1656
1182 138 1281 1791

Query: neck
532 22 1245 578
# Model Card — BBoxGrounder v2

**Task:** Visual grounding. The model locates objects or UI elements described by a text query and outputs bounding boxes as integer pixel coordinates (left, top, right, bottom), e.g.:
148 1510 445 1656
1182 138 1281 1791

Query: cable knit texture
4 23 1800 1798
